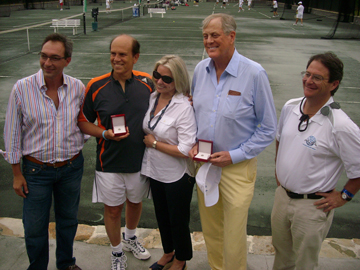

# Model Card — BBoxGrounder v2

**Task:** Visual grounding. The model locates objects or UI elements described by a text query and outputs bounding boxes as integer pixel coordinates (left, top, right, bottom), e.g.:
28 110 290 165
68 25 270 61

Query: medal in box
193 139 213 162
111 114 126 136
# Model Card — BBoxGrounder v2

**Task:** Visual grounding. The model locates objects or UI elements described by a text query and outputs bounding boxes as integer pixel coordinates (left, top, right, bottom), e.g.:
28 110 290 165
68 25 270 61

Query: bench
148 8 166 18
51 19 80 35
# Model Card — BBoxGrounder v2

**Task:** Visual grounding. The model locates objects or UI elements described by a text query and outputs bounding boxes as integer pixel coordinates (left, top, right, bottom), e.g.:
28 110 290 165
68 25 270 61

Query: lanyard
148 94 172 131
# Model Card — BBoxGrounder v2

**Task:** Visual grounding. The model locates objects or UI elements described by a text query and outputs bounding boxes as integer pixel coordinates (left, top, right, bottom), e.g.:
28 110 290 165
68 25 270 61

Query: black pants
150 174 195 261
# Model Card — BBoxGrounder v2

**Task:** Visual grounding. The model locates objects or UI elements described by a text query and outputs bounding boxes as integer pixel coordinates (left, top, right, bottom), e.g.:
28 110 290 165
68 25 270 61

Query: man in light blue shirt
189 13 277 270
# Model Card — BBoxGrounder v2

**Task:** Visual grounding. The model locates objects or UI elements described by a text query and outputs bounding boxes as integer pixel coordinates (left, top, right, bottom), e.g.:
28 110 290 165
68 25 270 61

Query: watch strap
341 188 354 198
341 189 353 201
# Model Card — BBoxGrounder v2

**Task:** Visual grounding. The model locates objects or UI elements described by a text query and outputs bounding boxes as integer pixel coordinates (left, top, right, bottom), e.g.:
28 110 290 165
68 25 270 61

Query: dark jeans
150 173 195 261
22 152 84 270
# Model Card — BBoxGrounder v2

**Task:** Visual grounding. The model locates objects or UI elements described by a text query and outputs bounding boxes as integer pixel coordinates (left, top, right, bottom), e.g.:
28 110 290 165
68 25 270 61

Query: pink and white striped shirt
4 69 86 164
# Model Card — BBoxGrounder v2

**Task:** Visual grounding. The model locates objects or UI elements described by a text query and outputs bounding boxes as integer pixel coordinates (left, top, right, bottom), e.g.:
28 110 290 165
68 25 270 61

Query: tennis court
1 0 360 238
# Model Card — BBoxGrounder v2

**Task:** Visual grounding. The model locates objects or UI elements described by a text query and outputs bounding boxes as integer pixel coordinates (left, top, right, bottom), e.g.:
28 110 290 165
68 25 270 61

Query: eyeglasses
301 71 328 83
39 52 67 62
153 70 174 84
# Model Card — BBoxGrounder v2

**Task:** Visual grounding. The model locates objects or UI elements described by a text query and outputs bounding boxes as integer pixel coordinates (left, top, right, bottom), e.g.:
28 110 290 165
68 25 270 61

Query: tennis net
93 6 135 30
0 13 83 63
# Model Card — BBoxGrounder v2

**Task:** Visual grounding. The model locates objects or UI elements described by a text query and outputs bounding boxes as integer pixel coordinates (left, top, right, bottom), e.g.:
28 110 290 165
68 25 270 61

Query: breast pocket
156 116 176 141
223 94 242 120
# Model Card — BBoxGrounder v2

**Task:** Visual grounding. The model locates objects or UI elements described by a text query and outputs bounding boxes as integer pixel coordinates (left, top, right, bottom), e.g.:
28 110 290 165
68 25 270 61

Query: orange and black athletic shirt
78 70 154 173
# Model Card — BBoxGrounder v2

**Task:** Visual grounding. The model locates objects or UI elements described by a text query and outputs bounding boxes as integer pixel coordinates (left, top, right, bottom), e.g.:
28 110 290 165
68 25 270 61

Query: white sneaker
293 23 297 25
121 233 151 260
301 24 303 26
111 252 127 270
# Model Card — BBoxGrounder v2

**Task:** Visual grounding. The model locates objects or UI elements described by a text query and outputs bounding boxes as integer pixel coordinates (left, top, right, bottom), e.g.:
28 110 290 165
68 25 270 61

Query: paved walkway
1 217 359 269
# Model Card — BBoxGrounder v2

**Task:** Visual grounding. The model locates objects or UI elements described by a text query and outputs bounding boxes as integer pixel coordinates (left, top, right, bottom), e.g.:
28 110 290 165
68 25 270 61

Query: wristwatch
152 140 157 149
341 189 353 201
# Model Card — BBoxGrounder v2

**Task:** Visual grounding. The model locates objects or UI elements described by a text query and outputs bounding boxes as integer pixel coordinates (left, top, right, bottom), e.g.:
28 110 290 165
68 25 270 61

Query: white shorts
296 14 303 19
92 171 150 206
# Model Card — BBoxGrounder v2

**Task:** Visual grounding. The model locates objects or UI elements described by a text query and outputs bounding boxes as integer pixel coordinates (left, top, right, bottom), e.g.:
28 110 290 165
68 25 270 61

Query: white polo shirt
276 97 360 194
141 92 197 183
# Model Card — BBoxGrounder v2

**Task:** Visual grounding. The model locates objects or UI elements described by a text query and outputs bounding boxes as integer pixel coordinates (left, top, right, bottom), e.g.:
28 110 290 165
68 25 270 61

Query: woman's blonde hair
153 55 190 96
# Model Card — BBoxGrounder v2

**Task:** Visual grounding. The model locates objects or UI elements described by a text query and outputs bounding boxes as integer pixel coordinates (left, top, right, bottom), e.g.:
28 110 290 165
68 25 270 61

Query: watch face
342 193 347 200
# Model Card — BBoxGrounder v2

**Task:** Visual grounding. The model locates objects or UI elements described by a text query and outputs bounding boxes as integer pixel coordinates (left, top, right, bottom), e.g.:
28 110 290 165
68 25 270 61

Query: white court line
259 12 271 19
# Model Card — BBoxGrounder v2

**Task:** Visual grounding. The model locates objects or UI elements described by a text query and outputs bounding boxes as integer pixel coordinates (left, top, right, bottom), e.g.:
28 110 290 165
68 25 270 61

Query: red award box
111 114 127 136
193 139 213 162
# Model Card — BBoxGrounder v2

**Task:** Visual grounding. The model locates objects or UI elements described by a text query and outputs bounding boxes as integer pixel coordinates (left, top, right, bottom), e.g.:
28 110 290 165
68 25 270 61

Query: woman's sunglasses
153 70 174 84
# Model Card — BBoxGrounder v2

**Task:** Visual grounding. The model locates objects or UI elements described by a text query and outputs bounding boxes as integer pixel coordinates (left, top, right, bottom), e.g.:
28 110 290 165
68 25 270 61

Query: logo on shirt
303 135 317 150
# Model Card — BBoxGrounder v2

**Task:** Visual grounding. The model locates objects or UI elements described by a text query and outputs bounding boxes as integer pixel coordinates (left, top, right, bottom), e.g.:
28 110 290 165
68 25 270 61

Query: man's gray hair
202 13 237 35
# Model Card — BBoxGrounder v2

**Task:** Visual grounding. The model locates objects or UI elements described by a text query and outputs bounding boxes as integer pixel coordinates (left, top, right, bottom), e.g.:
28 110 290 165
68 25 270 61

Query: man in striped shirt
4 33 85 270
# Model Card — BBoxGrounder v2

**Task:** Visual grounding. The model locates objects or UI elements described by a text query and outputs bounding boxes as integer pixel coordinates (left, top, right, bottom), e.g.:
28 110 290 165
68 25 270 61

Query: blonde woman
141 55 197 270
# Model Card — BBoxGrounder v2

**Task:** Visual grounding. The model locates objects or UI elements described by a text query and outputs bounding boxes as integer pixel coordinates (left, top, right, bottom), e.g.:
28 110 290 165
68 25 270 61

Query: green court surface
1 1 360 238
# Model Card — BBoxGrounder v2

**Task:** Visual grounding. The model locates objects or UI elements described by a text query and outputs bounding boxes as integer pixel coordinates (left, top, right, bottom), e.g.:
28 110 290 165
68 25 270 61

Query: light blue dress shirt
191 49 277 164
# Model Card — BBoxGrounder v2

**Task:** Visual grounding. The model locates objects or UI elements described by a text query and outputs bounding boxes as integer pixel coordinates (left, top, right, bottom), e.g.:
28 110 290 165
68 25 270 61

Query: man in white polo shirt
272 52 360 270
293 1 304 26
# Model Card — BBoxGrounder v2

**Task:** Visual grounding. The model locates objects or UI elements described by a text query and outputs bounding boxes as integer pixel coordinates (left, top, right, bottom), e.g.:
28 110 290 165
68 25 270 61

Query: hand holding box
194 140 213 162
111 114 127 136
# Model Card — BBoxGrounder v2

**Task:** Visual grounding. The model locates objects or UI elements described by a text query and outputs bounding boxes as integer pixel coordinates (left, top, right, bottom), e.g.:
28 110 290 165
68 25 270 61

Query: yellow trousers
197 158 257 270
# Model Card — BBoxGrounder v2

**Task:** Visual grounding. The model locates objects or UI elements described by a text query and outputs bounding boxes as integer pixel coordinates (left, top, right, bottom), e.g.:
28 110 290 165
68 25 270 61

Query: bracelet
152 140 157 149
341 188 354 198
102 130 108 141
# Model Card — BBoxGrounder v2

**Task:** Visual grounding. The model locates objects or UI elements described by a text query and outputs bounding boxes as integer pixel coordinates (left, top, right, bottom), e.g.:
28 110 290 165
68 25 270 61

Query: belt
23 152 80 168
282 186 332 199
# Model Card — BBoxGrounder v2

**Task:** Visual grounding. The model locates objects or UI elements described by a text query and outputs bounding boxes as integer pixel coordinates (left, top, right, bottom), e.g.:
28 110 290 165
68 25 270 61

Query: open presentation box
193 139 213 162
111 114 127 136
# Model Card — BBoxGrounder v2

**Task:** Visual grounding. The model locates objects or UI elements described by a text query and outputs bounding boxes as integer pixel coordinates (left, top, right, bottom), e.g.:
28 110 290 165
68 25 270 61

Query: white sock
124 226 136 240
111 243 123 254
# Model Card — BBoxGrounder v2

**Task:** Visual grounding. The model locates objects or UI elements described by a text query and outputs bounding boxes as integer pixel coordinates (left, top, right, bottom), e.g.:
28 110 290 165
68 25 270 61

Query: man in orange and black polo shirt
78 34 154 270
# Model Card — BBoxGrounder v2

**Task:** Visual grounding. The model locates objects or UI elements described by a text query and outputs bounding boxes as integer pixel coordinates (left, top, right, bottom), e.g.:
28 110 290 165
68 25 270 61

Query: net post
27 28 30 51
83 13 86 35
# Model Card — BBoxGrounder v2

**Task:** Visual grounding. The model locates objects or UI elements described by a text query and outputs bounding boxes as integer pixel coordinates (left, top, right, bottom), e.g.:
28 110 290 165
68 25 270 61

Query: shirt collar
152 91 185 104
293 96 335 125
205 49 240 78
111 70 134 83
36 69 68 93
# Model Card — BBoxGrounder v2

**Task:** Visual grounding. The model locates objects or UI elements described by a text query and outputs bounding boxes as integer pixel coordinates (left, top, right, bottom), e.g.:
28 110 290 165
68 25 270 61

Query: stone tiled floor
1 217 359 259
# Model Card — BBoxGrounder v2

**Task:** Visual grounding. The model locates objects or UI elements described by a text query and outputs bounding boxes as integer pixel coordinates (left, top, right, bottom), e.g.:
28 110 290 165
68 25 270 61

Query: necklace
148 94 172 131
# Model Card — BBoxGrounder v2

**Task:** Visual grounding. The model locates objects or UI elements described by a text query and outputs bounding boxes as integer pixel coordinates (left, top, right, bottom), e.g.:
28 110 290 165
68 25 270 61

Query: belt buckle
51 162 60 168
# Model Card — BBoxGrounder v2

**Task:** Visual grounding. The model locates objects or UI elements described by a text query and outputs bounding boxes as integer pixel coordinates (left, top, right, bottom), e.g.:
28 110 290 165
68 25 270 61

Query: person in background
78 34 153 270
273 0 279 17
247 0 252 10
238 0 244 12
106 0 113 13
4 33 85 270
189 13 277 270
142 55 197 270
294 1 304 26
272 52 360 270
59 0 63 11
